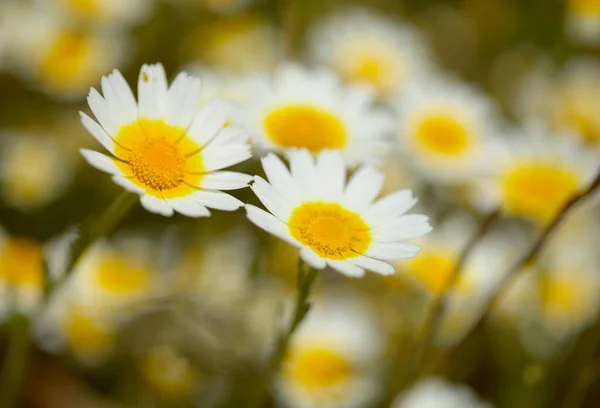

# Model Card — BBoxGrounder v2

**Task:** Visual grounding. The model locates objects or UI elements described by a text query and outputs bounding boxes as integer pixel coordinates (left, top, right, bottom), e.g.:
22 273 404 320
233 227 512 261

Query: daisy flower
40 0 153 27
308 8 435 99
393 75 504 183
0 4 128 100
566 0 600 45
393 377 492 408
80 63 252 217
475 124 598 225
240 64 394 165
245 149 432 278
275 295 384 408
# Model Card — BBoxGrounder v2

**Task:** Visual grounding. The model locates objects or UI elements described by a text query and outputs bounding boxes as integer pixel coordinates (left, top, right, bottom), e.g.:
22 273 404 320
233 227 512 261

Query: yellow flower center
140 346 199 398
0 238 44 287
264 106 347 153
571 0 600 14
95 253 151 295
541 274 588 321
288 202 371 260
503 164 580 223
287 347 352 389
64 0 102 19
40 31 92 90
416 114 470 156
408 250 471 295
114 119 205 199
65 307 112 356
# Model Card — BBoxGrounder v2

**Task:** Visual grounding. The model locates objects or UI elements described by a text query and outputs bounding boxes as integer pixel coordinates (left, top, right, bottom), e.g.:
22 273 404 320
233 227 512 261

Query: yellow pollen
40 31 91 90
65 307 112 356
503 164 580 223
264 106 347 153
408 250 470 295
95 254 151 294
287 347 352 389
416 114 470 156
0 238 44 287
114 119 205 198
288 202 371 260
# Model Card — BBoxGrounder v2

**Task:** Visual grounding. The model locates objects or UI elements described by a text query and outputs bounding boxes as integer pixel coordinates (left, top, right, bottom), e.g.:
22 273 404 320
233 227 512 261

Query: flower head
394 377 492 408
245 149 432 278
241 64 393 165
80 63 253 217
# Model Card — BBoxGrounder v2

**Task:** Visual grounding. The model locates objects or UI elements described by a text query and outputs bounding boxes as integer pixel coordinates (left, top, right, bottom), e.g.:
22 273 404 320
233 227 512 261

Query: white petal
169 197 211 218
192 191 243 211
343 165 384 211
316 149 345 200
246 205 299 246
250 176 292 220
80 112 116 155
202 145 252 171
289 149 318 201
166 72 202 128
187 98 230 146
364 190 418 227
300 247 327 269
371 215 433 241
111 176 144 194
80 149 123 176
140 195 174 217
209 125 250 147
138 63 168 120
107 69 138 125
350 256 395 276
87 88 118 136
327 260 366 278
366 242 421 260
261 153 299 202
198 172 252 190
101 75 130 129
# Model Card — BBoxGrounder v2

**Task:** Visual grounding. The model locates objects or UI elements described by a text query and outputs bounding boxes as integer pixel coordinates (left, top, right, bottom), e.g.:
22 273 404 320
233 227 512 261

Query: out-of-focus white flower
39 0 153 27
309 8 435 99
182 13 282 73
246 150 432 278
275 295 384 408
240 64 394 165
0 4 128 100
566 0 600 45
394 76 503 183
513 59 600 145
474 124 597 225
80 64 252 217
393 377 492 408
0 132 74 211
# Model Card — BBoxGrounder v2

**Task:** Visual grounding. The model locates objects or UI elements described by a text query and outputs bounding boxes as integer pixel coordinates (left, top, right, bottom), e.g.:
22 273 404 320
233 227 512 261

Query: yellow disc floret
416 114 470 156
0 238 44 287
288 202 371 260
114 119 205 199
503 164 580 223
264 106 347 152
287 347 352 389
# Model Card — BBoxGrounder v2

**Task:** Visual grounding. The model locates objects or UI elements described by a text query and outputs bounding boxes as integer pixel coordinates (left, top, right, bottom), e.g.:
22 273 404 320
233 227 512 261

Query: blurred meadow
1 0 600 407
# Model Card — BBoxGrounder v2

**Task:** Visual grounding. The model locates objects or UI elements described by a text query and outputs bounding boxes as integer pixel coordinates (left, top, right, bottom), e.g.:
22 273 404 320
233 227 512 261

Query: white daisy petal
198 172 252 190
350 255 395 276
166 72 202 128
140 195 174 217
371 217 433 242
187 98 230 146
364 190 417 226
300 247 327 269
111 176 144 195
327 260 366 278
106 69 138 125
366 242 421 260
316 149 345 200
169 198 211 218
80 149 123 176
138 63 168 120
192 191 243 211
80 112 116 155
343 164 384 211
202 145 252 172
261 153 298 201
246 205 300 246
290 149 318 200
87 88 118 136
251 176 292 220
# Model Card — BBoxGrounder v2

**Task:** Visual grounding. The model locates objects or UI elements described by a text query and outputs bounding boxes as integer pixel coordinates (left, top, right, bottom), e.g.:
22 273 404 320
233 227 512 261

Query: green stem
45 191 138 296
0 314 30 408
